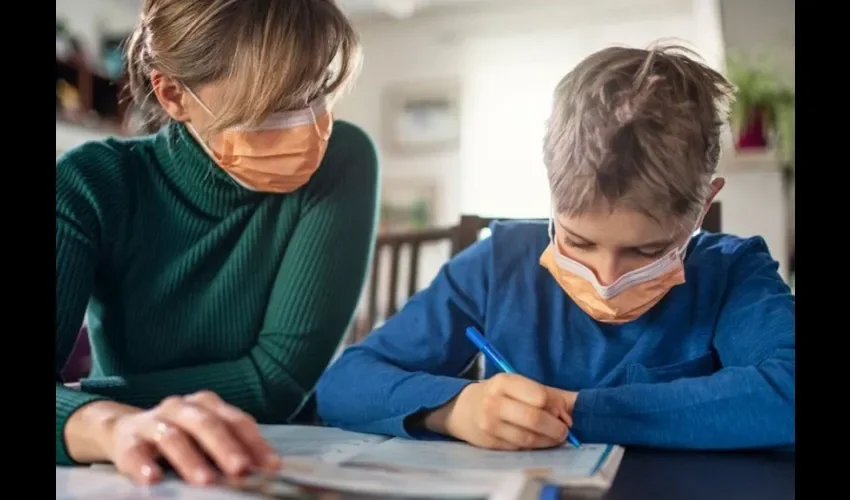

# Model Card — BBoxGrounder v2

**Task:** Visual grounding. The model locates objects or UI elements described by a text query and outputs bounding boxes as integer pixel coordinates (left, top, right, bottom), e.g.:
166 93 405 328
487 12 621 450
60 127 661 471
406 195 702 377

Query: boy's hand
425 373 573 450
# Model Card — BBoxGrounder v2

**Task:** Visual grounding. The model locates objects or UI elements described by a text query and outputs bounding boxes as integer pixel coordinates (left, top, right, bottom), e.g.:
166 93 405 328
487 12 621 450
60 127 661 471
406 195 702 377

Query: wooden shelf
56 56 130 133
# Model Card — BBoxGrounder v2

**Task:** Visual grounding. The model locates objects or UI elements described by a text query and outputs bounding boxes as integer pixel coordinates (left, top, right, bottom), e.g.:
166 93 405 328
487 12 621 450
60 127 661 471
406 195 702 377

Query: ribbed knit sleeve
80 122 380 422
55 142 127 465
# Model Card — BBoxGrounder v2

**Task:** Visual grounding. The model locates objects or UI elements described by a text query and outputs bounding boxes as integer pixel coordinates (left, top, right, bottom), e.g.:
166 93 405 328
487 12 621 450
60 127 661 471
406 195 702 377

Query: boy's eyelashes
563 239 667 259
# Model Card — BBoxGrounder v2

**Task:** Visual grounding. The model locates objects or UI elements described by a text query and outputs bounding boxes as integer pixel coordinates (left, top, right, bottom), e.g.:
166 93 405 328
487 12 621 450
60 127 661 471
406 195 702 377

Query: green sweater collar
152 121 260 216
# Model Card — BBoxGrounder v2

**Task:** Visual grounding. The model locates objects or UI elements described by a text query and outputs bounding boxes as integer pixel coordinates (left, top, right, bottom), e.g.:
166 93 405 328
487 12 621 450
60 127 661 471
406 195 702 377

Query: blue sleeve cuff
571 388 598 441
343 376 475 439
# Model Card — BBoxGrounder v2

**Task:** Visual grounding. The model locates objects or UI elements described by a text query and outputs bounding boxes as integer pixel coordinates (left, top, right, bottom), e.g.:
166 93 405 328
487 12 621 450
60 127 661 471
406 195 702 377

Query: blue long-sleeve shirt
316 221 795 450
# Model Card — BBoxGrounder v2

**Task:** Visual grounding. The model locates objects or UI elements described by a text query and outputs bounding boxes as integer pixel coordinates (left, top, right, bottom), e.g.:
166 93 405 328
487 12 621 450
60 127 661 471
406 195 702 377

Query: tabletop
57 442 795 500
589 448 795 500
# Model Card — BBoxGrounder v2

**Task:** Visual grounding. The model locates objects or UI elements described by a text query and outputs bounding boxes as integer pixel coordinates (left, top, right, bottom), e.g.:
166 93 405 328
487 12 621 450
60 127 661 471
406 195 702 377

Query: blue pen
465 326 582 449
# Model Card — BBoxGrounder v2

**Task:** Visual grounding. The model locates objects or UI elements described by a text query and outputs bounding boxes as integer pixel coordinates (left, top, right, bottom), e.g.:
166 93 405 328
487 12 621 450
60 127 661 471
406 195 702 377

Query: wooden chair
702 201 722 233
347 226 468 343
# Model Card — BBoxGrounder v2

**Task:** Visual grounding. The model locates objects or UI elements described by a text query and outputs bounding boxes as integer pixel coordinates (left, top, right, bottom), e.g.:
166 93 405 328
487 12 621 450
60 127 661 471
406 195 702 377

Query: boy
316 44 794 451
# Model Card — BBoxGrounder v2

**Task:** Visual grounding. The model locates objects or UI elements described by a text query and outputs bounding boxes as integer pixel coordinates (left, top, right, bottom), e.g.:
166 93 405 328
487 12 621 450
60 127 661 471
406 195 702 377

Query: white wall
340 0 732 299
719 0 794 85
718 0 795 272
716 154 790 279
340 0 715 222
459 14 716 219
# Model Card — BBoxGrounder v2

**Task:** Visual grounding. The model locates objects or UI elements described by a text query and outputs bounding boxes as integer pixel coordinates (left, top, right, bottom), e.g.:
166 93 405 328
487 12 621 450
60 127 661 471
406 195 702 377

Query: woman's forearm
63 400 142 464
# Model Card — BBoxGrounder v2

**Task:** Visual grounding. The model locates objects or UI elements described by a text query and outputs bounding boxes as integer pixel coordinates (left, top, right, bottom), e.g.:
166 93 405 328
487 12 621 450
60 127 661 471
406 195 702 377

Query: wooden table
590 448 794 500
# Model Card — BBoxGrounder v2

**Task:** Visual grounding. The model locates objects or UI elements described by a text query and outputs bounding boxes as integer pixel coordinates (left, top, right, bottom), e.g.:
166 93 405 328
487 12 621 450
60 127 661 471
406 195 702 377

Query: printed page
260 424 389 464
276 457 532 499
344 438 612 478
58 466 270 500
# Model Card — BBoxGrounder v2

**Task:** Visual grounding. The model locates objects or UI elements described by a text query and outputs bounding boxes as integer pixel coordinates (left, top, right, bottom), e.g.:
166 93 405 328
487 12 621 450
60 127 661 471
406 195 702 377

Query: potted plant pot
736 106 769 149
727 55 794 160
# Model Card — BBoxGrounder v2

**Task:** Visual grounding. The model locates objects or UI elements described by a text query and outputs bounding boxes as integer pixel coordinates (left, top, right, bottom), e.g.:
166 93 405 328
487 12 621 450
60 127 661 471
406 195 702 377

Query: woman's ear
151 71 190 122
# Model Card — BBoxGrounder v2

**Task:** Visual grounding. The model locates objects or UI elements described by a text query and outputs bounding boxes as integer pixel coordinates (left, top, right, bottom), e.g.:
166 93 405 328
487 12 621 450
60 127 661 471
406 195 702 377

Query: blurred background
56 0 795 310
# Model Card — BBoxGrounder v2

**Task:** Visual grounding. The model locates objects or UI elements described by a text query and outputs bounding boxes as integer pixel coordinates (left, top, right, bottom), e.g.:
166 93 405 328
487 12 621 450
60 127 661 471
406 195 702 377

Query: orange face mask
539 221 694 324
185 87 332 193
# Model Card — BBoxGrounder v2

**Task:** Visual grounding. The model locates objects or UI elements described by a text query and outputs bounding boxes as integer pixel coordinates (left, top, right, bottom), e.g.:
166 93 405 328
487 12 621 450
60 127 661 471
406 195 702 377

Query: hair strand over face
124 0 361 135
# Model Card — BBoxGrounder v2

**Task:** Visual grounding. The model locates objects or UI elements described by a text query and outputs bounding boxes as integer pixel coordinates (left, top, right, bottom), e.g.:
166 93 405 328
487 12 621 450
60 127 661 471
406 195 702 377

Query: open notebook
262 425 624 498
83 425 623 499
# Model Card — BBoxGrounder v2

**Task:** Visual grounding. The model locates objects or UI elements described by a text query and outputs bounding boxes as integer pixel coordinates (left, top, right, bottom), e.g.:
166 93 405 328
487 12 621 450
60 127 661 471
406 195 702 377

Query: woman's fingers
185 391 281 470
111 435 163 485
107 391 278 485
145 420 217 485
156 396 252 477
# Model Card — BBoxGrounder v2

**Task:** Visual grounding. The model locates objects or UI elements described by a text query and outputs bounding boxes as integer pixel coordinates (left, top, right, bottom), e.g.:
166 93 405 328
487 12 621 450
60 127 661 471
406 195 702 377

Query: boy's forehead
555 207 678 245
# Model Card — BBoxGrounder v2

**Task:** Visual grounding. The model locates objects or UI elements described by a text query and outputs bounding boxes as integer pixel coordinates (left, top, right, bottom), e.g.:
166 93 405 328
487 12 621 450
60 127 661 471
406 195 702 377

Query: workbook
262 425 625 498
81 425 623 499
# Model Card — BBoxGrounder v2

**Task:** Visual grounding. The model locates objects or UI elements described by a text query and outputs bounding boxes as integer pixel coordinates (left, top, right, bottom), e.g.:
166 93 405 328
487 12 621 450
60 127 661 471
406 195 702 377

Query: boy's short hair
543 43 734 226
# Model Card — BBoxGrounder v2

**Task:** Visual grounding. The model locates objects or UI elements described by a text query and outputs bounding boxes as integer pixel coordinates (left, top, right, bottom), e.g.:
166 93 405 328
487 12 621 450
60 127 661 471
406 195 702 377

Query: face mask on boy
540 218 699 323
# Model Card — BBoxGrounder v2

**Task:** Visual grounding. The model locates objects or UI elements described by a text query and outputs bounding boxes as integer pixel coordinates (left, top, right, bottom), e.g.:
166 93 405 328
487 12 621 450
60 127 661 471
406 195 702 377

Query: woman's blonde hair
125 0 361 134
543 43 735 228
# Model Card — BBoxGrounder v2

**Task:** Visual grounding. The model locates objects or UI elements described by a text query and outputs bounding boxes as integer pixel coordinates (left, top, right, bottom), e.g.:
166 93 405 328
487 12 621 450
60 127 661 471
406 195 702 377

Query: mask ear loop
675 210 706 260
182 85 223 157
183 86 216 118
182 85 240 185
308 98 333 141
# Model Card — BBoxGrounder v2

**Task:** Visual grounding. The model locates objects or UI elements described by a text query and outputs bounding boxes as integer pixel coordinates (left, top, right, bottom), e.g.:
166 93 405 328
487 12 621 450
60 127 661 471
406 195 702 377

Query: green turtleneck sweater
55 120 378 465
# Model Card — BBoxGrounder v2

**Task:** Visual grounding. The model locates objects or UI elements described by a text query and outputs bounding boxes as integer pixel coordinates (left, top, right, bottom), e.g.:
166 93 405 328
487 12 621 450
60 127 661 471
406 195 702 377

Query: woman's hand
101 391 281 485
424 373 573 450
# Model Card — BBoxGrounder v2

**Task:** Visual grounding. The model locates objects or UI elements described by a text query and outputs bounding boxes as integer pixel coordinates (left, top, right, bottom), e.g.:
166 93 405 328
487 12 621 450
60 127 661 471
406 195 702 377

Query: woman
55 0 378 485
316 45 795 451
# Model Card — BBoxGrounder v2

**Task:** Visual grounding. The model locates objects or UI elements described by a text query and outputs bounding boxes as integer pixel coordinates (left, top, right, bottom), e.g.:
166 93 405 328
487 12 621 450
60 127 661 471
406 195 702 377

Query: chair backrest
347 225 465 343
702 201 722 233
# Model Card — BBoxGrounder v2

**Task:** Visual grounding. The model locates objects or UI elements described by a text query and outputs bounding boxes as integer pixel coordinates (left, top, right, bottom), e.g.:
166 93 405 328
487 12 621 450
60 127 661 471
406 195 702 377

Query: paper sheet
57 467 265 500
260 424 389 464
276 457 532 499
65 426 610 499
260 426 536 498
345 439 611 478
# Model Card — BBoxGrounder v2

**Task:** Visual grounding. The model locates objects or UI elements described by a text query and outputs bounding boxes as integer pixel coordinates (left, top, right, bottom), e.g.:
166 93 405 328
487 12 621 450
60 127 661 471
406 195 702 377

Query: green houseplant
726 55 795 163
